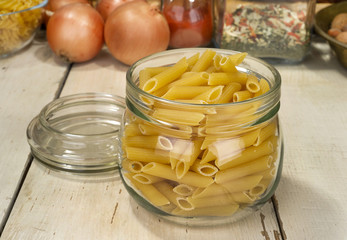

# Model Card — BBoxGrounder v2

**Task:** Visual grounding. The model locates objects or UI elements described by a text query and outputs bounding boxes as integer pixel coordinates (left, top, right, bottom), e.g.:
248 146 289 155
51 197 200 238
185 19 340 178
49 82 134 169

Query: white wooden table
0 31 346 239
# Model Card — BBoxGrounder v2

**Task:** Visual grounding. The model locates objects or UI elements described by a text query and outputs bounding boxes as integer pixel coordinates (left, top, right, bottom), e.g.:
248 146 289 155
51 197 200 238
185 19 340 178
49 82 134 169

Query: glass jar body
214 0 316 62
120 48 283 226
161 0 213 48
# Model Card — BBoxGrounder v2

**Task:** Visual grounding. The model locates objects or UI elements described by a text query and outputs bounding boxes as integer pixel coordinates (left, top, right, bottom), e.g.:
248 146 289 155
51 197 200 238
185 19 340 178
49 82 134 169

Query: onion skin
96 0 145 21
104 1 170 65
43 0 90 24
47 3 104 63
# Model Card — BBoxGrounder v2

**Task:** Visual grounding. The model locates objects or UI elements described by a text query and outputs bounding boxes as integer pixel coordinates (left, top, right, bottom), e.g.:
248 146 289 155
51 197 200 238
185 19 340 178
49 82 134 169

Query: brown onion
104 1 170 65
43 0 90 24
47 3 104 62
96 0 145 21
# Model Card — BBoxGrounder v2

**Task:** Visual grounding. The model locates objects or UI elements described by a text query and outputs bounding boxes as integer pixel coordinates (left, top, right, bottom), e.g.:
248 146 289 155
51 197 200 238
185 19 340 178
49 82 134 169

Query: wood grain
0 41 69 231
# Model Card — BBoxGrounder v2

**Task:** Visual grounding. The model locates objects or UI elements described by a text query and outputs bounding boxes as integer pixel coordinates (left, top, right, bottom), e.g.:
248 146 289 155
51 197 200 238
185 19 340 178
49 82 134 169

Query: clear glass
161 0 213 48
27 93 125 174
0 0 48 58
120 48 283 226
213 0 316 62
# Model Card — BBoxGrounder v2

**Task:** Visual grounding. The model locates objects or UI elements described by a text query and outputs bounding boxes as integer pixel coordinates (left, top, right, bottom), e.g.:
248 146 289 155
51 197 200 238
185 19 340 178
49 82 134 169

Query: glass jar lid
27 93 125 174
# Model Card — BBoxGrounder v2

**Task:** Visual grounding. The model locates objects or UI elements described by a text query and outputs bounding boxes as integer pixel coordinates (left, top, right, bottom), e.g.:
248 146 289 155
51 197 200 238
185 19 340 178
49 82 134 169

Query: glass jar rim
26 92 125 174
126 48 281 108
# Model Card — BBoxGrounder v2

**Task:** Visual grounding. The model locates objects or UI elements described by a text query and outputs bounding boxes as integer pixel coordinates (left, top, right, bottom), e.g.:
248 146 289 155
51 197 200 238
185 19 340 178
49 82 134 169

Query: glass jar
27 93 125 174
161 0 213 48
120 48 283 226
214 0 316 62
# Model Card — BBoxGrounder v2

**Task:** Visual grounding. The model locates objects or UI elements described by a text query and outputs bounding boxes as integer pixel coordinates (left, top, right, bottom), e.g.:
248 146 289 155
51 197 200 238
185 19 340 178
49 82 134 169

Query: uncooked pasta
0 0 44 56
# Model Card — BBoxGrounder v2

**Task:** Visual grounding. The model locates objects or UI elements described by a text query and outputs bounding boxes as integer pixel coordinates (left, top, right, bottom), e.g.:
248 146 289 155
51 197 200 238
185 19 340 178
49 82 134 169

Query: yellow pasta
219 56 238 73
200 148 216 164
122 159 143 173
254 120 277 146
215 155 272 184
171 204 239 217
139 67 169 88
168 72 209 87
208 72 248 85
125 147 171 164
142 162 214 188
215 137 275 170
124 135 173 150
173 184 196 197
233 90 253 102
192 183 229 199
190 161 218 177
216 82 242 104
187 194 235 208
161 86 214 100
125 173 170 206
0 0 43 56
124 122 142 137
254 78 271 97
132 173 163 184
231 191 257 203
151 108 205 126
142 57 188 93
221 175 263 193
192 85 224 103
187 52 200 70
138 122 192 140
191 49 216 72
246 75 261 93
154 181 180 206
228 52 248 65
249 178 273 197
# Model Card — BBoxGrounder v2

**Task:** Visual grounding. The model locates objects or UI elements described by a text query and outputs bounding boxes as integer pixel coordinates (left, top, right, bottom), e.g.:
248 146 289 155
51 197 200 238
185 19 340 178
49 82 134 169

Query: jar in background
214 0 316 62
120 48 283 226
161 0 213 48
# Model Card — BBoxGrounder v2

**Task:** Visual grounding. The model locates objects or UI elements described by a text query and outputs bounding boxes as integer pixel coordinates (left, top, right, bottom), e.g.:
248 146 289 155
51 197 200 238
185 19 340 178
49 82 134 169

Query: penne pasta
168 72 209 87
221 175 263 193
233 90 253 102
216 82 242 104
190 161 218 177
171 204 239 217
191 49 216 72
208 72 248 85
192 85 224 103
142 162 214 188
173 184 196 197
187 194 235 208
151 108 205 126
132 173 164 184
192 183 229 199
138 122 192 139
125 146 171 164
142 57 189 93
124 135 173 150
161 86 214 100
228 52 248 65
246 75 261 93
219 56 238 73
154 181 180 206
214 155 272 184
124 173 170 206
215 138 275 170
122 159 144 173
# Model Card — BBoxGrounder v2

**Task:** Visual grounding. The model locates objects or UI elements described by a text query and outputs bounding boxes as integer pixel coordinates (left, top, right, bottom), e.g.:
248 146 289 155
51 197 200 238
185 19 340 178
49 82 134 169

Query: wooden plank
0 41 69 230
1 49 282 239
273 42 347 239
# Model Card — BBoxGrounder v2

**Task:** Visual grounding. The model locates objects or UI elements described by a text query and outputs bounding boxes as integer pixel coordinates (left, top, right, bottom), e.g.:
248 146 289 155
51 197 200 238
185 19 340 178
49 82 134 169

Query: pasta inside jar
121 48 282 225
